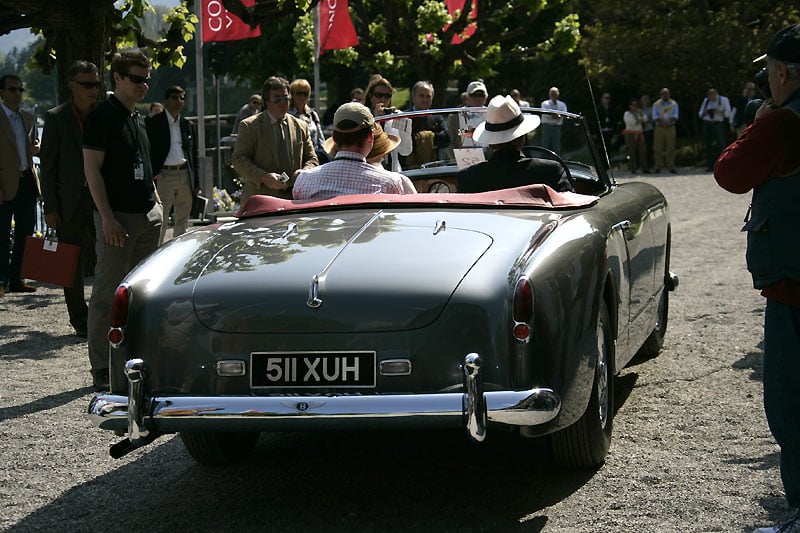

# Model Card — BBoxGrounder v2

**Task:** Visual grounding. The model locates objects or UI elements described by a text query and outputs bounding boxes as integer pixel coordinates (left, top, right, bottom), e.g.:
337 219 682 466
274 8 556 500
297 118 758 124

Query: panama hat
324 122 401 162
473 95 541 145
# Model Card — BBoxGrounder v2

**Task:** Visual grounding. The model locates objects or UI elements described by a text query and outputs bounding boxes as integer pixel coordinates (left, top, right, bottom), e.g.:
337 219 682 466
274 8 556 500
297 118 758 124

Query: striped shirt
293 150 416 201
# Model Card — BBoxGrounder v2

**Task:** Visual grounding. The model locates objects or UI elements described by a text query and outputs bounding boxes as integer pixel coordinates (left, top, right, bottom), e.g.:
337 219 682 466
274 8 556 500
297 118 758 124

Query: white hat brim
473 114 541 145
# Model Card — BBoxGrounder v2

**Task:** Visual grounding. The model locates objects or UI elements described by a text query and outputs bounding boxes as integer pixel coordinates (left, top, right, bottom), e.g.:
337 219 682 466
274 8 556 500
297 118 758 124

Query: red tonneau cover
236 184 599 219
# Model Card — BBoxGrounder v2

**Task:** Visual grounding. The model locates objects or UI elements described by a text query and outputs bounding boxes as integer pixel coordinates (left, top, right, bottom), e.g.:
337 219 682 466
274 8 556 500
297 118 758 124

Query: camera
754 68 771 99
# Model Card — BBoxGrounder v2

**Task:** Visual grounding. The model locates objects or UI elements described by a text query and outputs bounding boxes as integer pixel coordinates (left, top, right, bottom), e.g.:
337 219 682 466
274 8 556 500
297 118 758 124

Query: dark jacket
457 148 574 193
145 110 199 189
742 91 800 289
40 102 89 222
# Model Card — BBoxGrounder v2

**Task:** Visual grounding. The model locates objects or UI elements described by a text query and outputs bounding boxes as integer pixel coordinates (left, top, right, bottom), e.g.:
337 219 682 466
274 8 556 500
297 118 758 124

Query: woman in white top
622 98 649 173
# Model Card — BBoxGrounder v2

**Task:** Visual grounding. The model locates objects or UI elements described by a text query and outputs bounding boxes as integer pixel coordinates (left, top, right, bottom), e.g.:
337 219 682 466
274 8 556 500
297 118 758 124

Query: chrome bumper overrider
88 354 561 457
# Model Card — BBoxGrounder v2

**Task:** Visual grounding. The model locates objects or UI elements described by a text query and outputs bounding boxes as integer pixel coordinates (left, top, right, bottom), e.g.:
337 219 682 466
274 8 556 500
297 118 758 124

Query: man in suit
0 73 41 296
458 95 574 193
233 76 318 205
146 85 199 244
39 61 101 336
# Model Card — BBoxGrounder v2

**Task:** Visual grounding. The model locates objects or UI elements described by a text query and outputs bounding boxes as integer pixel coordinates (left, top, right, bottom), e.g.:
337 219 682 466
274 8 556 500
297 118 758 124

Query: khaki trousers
653 125 676 169
157 167 193 244
87 205 161 375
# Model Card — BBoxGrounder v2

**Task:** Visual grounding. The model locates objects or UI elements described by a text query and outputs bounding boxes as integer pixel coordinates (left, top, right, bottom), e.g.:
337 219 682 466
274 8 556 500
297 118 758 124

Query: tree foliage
580 0 800 136
0 0 199 101
219 0 581 107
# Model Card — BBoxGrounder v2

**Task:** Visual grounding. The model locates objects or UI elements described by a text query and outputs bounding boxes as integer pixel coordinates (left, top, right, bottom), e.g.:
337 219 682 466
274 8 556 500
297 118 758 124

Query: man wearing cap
449 80 489 150
457 95 574 193
714 23 800 533
233 76 318 205
293 103 416 201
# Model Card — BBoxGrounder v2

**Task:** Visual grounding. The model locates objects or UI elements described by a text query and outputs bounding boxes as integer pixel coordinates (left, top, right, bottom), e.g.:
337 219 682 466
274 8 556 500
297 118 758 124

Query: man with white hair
715 23 800 533
457 95 574 193
540 86 567 154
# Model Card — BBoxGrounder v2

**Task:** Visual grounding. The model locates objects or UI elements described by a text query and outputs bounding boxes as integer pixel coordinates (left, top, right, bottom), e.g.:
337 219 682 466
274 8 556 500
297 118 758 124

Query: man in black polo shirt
83 50 162 390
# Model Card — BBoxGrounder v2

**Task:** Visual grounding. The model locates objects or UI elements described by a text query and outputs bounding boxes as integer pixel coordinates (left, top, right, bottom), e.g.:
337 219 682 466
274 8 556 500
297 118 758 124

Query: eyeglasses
122 73 151 85
373 91 392 99
169 94 186 100
74 81 101 89
292 91 309 97
272 95 290 103
5 87 24 93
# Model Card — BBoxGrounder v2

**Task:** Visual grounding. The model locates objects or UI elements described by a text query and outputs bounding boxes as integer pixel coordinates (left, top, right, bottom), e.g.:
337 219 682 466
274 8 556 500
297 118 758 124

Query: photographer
714 23 800 533
698 88 731 171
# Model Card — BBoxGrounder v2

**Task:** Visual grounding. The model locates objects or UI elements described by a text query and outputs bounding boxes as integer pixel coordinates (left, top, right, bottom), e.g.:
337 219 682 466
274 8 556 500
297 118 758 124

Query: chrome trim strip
307 210 384 309
88 387 561 432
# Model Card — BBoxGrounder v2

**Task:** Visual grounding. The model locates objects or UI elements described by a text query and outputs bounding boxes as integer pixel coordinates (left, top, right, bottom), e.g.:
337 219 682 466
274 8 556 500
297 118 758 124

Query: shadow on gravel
732 340 764 382
0 290 61 310
0 324 85 359
0 386 95 423
613 372 638 414
8 429 598 532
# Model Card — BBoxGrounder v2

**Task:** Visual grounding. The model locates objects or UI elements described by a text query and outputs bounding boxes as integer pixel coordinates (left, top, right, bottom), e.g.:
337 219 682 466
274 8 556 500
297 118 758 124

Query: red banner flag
444 0 477 44
319 0 359 52
202 0 261 42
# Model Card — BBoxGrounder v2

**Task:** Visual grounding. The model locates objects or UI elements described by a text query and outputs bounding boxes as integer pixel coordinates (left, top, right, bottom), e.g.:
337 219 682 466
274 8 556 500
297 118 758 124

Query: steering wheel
524 146 572 181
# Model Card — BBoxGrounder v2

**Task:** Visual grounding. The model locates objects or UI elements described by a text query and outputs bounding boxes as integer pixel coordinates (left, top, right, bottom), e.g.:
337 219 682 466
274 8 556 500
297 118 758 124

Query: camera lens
754 68 771 99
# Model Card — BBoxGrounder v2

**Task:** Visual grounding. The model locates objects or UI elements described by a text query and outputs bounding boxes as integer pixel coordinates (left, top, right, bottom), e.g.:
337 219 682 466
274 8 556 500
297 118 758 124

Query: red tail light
108 284 131 346
512 277 533 341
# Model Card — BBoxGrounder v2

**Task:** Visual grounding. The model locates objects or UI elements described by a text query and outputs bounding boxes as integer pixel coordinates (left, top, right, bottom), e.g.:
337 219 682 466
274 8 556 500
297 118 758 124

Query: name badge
134 162 145 180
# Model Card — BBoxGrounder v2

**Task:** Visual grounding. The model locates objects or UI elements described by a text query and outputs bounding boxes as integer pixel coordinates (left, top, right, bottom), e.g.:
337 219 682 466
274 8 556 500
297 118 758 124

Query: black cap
754 24 800 63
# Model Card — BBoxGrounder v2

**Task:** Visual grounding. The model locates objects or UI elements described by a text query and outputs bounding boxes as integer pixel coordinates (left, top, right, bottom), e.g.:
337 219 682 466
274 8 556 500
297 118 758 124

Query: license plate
250 351 376 389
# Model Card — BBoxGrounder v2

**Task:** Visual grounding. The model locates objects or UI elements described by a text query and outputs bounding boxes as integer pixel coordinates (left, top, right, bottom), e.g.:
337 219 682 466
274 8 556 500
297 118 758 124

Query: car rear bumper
88 355 561 454
89 387 561 431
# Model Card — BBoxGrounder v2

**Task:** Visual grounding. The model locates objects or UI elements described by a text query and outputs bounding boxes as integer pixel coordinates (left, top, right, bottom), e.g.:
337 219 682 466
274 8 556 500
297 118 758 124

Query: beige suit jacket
0 107 40 201
232 112 318 204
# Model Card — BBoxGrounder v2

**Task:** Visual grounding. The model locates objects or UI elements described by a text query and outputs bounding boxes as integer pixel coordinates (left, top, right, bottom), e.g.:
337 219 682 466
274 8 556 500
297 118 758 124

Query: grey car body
89 107 677 467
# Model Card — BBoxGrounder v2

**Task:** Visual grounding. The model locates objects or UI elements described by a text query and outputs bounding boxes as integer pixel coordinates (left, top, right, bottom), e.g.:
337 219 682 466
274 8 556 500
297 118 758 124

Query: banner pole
195 1 210 196
313 3 321 112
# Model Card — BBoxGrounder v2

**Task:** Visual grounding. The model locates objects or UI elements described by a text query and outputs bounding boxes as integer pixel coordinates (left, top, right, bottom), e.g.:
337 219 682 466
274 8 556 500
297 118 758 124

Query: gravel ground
0 168 795 532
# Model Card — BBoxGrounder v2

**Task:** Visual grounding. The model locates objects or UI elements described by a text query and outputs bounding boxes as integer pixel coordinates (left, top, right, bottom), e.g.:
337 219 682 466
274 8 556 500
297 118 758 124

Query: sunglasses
169 94 186 100
5 86 24 93
74 81 101 89
272 95 290 103
292 91 309 97
122 73 151 85
373 91 392 99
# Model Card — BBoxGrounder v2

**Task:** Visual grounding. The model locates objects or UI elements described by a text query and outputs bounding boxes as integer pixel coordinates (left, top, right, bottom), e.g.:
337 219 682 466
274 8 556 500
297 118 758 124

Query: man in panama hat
457 95 574 193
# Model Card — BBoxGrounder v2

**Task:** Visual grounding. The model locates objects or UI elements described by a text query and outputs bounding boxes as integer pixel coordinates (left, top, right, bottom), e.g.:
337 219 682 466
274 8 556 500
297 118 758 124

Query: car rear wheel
550 300 614 468
179 431 260 466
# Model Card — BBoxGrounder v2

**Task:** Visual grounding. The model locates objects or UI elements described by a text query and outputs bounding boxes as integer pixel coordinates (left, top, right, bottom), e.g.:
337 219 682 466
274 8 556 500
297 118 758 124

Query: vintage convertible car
88 106 677 468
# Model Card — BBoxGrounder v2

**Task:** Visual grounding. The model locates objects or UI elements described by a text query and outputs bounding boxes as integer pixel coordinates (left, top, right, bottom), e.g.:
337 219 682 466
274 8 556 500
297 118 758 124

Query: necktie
10 112 28 171
275 120 291 173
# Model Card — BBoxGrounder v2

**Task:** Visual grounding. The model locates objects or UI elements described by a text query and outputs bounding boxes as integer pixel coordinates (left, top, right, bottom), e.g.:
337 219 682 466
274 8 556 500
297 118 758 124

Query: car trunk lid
193 211 493 333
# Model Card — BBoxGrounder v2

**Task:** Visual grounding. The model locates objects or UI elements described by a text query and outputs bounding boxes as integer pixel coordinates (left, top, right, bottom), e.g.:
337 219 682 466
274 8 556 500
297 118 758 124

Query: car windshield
373 106 609 196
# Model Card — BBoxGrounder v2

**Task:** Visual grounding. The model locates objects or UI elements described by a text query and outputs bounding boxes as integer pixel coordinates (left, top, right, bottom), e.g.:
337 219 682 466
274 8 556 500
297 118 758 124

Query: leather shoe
8 280 36 293
0 285 5 297
92 368 110 391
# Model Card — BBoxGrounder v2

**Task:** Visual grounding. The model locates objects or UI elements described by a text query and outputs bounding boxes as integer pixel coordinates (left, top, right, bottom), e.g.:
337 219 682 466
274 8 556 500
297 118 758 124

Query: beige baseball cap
332 102 375 133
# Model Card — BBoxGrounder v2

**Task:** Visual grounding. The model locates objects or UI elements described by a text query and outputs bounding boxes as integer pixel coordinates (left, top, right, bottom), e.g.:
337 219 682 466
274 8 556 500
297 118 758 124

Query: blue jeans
540 124 562 154
702 120 726 169
0 172 37 287
764 299 800 508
